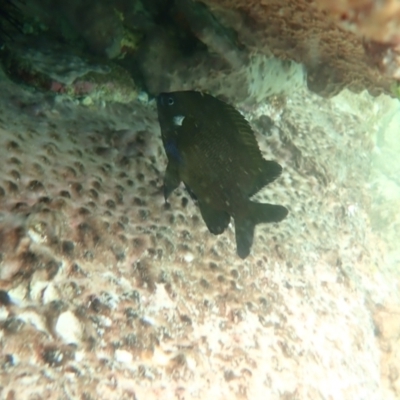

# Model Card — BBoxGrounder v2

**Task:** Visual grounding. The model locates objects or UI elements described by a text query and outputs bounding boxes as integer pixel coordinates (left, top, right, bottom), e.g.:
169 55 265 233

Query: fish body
156 90 288 258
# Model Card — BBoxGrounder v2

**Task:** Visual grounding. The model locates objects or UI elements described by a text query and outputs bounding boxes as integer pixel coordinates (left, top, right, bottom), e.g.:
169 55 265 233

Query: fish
156 90 288 259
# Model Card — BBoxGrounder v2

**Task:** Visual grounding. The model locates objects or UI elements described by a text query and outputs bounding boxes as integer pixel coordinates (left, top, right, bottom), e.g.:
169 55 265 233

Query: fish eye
167 97 174 106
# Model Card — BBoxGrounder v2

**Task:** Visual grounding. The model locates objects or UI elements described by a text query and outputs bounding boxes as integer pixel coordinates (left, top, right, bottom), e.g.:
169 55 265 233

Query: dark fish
156 90 288 259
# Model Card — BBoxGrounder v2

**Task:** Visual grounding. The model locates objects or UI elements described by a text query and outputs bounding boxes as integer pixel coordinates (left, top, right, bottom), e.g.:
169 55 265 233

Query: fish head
156 92 195 135
157 92 181 129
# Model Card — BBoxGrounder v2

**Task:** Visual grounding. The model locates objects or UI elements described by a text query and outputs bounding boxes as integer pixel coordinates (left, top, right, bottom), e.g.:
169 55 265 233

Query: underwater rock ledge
2 0 400 100
201 0 399 97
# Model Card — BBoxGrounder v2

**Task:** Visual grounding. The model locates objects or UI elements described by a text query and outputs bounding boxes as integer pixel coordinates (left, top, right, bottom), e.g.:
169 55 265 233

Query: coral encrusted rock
199 0 398 96
1 54 400 399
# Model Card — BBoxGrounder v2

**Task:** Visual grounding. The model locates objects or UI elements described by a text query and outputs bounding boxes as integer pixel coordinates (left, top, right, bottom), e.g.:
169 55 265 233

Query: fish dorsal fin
219 100 261 158
210 96 283 196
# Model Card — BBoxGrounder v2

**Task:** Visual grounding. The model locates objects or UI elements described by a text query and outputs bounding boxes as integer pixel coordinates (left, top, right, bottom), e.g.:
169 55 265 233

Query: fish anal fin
164 160 181 201
234 202 288 258
234 218 255 259
198 201 230 235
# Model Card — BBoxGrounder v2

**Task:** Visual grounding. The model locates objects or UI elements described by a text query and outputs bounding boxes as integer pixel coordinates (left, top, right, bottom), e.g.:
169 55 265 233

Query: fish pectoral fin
234 202 288 259
249 160 283 197
184 183 198 201
198 201 230 235
164 160 181 201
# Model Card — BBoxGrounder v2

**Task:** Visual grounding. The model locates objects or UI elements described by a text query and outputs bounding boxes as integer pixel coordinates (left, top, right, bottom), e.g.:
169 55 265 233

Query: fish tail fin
234 202 288 259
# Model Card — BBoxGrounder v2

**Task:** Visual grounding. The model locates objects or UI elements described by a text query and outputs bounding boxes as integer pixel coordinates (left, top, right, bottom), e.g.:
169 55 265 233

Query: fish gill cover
0 1 399 400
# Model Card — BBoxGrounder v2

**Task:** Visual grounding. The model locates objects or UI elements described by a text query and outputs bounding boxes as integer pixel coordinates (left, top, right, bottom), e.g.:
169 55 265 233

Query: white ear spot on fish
173 115 185 126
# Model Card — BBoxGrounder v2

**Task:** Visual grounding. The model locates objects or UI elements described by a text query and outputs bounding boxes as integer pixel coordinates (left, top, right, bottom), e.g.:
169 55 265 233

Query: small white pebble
183 252 194 263
55 311 82 344
186 354 197 371
152 346 171 366
347 204 358 217
98 315 112 327
142 315 156 326
75 351 85 362
115 349 133 364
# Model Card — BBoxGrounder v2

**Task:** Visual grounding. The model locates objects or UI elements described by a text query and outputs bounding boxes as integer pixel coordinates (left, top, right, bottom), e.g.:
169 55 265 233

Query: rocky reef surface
1 0 400 99
0 54 399 398
0 1 400 399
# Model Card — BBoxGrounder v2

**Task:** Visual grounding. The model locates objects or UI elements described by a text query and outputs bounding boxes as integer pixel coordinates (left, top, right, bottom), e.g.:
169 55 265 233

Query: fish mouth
156 93 166 106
